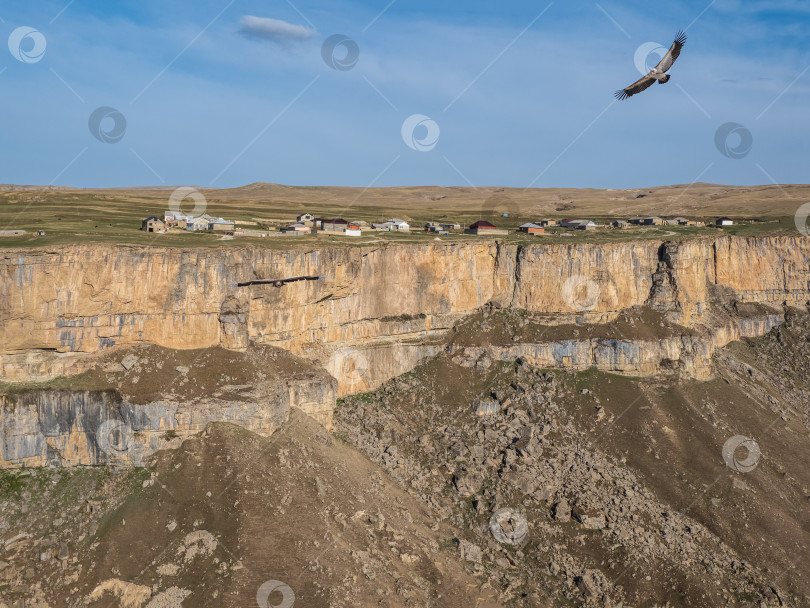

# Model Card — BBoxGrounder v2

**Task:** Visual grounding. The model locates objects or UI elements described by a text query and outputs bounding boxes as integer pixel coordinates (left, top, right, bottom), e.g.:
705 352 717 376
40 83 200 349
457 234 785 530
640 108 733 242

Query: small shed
716 217 734 226
283 223 311 234
209 218 236 231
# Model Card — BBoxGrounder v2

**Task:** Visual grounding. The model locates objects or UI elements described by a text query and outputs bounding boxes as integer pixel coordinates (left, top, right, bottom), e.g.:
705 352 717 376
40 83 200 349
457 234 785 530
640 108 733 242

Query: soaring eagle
615 31 686 100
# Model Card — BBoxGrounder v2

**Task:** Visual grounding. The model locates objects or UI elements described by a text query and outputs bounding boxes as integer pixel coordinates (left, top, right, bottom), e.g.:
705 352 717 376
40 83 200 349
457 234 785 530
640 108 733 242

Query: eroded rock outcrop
0 345 336 468
0 379 333 468
451 313 784 380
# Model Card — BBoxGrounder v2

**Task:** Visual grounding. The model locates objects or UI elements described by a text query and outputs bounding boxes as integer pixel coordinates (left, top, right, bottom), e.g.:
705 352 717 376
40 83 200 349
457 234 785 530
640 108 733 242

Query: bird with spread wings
615 31 687 100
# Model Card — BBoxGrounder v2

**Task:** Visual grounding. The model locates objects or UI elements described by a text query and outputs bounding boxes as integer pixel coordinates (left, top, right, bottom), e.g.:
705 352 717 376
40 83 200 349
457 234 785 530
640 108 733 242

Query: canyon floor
2 308 809 607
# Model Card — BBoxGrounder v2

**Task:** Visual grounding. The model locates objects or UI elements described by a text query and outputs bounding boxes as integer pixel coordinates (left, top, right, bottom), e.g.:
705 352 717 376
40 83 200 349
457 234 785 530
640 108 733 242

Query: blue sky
1 0 808 189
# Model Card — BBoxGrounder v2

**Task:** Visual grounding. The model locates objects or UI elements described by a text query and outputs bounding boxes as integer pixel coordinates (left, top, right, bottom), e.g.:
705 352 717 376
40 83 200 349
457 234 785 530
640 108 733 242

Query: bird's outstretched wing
655 30 687 73
615 74 655 100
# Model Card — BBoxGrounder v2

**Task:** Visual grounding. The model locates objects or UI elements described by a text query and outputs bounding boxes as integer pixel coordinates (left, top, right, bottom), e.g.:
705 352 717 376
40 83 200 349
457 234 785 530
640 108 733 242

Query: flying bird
615 31 687 100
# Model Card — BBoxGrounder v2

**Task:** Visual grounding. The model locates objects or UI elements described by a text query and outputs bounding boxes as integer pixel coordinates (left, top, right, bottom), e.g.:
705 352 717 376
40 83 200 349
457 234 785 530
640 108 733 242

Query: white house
716 217 734 226
297 213 314 223
164 211 193 226
186 215 213 231
386 219 410 231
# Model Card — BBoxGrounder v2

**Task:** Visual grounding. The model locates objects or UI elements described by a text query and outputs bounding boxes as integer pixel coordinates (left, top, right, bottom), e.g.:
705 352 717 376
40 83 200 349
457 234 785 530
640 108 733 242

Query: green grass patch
0 470 28 496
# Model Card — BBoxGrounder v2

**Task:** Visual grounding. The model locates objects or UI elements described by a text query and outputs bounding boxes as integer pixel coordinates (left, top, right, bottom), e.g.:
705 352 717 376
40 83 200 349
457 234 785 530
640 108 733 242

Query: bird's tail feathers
658 74 671 83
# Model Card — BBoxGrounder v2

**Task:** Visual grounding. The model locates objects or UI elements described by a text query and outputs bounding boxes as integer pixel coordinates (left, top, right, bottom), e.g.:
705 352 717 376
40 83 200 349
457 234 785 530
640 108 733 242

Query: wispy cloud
238 15 316 43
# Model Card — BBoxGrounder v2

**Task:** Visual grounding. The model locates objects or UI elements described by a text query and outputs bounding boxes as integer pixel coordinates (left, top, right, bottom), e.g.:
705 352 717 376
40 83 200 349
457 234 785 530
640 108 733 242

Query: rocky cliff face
0 379 334 469
451 314 784 380
1 236 809 393
0 344 336 468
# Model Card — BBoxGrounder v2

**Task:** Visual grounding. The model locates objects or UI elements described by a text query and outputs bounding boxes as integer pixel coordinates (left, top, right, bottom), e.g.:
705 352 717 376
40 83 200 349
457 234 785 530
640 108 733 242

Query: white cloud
239 15 316 43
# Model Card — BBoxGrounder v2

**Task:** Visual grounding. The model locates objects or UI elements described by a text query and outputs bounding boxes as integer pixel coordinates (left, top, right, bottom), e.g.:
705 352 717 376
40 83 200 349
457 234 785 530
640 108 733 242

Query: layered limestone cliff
451 314 784 380
1 236 809 393
1 236 807 469
0 344 336 468
0 375 335 468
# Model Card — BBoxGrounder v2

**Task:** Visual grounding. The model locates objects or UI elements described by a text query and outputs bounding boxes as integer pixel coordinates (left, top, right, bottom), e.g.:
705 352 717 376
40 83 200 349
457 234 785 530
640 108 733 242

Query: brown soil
79 412 503 607
0 343 327 405
451 306 698 348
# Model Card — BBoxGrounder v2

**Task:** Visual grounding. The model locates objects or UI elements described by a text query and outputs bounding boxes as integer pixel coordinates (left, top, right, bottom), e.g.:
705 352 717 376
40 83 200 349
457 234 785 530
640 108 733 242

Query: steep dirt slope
333 316 810 607
1 412 503 608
